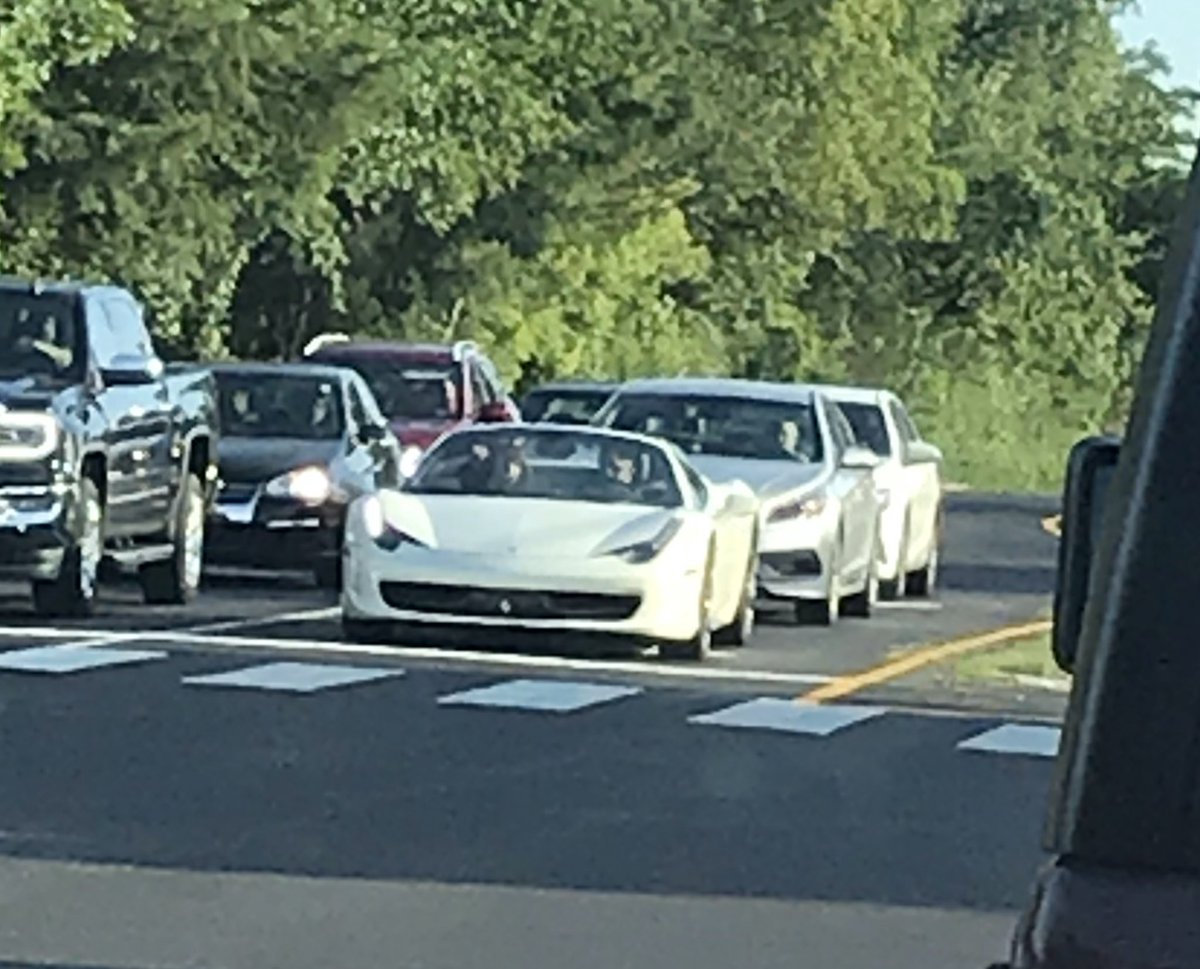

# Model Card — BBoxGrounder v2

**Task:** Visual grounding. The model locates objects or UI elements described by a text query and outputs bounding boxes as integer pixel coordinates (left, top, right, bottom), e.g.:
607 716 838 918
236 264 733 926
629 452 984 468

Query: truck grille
379 581 640 621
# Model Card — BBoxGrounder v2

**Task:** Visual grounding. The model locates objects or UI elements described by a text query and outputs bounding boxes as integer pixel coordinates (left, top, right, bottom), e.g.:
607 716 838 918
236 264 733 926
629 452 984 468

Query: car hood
687 455 826 499
0 376 64 411
379 493 676 556
217 437 342 484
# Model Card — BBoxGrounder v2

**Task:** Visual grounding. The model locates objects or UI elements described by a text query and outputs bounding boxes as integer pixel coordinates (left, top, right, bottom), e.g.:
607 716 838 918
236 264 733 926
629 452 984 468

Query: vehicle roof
208 361 350 383
812 383 893 405
308 341 462 363
614 376 817 404
525 380 620 394
434 420 672 452
0 276 130 299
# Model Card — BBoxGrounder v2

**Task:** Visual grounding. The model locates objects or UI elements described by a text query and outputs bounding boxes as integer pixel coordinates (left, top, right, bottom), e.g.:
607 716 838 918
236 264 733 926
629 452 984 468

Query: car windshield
407 428 683 507
598 392 824 463
323 356 461 421
522 389 613 424
0 290 86 383
215 372 344 440
837 401 891 457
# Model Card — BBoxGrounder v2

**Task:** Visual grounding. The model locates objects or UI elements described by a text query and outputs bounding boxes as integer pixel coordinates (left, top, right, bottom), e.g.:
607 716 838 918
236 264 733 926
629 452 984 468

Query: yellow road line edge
798 618 1054 704
1041 514 1062 537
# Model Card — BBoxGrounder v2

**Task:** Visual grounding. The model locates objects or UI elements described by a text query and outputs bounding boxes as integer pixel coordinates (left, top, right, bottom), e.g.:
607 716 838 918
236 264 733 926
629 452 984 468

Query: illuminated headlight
361 495 426 551
766 495 826 524
0 412 60 461
597 518 683 565
265 465 331 505
398 446 424 479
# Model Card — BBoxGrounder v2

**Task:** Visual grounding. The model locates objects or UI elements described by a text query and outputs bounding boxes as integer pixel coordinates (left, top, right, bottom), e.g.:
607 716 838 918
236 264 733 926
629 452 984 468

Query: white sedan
593 377 884 625
341 424 760 660
817 385 943 598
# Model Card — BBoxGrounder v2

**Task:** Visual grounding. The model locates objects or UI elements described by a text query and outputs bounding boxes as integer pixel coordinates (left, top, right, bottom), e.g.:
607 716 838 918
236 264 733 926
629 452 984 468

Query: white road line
0 644 167 674
21 626 835 687
874 600 944 612
438 678 641 713
957 723 1062 758
182 661 402 694
177 606 340 635
0 626 97 640
688 697 887 736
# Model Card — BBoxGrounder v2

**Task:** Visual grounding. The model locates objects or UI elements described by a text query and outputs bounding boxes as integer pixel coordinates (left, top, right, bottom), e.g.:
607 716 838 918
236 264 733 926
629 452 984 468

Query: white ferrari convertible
341 424 761 659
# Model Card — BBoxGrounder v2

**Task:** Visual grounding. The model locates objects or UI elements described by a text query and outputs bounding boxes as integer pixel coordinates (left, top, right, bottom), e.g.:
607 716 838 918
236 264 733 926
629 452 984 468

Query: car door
87 295 173 536
889 398 941 566
822 398 876 585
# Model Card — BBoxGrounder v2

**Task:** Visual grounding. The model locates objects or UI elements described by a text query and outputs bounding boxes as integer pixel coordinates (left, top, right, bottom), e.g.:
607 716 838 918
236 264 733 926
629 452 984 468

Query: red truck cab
302 334 520 476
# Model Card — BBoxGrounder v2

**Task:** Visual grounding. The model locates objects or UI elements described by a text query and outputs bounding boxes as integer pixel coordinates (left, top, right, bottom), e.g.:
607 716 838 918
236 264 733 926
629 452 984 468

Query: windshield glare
216 373 344 439
0 291 85 383
598 393 824 463
837 402 891 457
407 429 683 507
327 357 460 421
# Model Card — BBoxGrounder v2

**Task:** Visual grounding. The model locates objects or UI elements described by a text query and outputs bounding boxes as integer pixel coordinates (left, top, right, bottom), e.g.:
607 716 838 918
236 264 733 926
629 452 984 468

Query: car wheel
879 513 908 600
662 552 715 660
715 543 757 647
842 523 880 619
32 477 103 618
795 543 840 625
907 537 940 597
140 472 205 605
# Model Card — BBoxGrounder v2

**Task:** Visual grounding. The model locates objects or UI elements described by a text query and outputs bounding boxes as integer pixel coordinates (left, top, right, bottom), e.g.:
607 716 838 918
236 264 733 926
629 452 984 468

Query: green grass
951 632 1070 687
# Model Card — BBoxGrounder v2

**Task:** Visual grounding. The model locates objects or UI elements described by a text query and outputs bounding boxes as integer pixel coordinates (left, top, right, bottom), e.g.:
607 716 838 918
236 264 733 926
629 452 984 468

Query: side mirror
840 445 880 470
100 353 163 386
904 440 943 466
358 423 387 443
1051 435 1122 674
478 401 510 423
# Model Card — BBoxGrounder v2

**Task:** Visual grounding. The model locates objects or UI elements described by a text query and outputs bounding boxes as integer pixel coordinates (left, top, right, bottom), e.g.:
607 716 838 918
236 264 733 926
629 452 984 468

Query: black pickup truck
0 277 218 617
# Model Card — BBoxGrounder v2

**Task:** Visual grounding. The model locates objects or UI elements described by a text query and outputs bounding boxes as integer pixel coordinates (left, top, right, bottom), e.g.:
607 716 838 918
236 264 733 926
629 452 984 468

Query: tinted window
0 289 85 382
522 390 612 424
315 355 462 421
838 402 892 457
103 297 154 358
346 382 370 430
889 400 919 442
469 363 493 412
407 428 682 508
680 460 709 508
598 392 823 463
215 372 345 440
352 374 388 426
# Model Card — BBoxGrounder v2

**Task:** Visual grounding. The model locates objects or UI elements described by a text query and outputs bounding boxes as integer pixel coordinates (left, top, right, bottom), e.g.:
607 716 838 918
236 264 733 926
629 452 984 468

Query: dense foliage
1 0 1193 488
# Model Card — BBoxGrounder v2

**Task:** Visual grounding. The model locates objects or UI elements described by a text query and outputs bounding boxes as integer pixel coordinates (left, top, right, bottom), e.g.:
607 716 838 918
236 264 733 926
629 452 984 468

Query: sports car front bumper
343 541 706 643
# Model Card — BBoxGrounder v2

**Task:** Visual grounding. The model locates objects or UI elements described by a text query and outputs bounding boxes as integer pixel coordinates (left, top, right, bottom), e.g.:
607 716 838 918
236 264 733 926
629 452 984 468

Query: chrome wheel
182 489 204 591
78 490 102 601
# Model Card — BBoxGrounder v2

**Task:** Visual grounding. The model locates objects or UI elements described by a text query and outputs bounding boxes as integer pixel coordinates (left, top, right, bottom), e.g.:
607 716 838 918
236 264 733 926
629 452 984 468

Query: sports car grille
379 581 640 621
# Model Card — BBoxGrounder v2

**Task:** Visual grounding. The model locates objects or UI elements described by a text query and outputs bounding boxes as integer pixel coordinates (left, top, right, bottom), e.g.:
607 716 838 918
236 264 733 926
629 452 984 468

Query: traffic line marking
182 661 402 694
0 644 167 674
178 606 340 635
873 600 943 612
438 678 641 712
689 697 886 736
798 619 1053 703
957 723 1061 758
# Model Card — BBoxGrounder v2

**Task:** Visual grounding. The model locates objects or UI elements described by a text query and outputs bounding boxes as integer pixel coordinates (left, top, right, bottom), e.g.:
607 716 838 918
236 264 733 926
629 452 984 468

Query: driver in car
12 311 74 374
603 441 641 486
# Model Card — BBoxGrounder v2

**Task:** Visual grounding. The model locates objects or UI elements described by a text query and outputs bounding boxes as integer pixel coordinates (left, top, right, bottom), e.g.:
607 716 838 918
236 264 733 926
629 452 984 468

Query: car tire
795 543 840 625
842 522 880 619
879 513 908 600
661 551 715 661
140 472 205 605
906 507 943 598
715 542 757 647
32 477 103 618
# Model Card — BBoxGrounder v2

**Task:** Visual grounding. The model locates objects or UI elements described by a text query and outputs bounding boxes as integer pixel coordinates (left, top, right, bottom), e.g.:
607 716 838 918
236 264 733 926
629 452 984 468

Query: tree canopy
0 0 1193 488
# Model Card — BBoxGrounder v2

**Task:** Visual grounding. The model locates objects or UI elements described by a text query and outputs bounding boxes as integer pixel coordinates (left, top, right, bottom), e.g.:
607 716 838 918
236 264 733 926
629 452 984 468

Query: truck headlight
0 412 60 461
265 466 332 505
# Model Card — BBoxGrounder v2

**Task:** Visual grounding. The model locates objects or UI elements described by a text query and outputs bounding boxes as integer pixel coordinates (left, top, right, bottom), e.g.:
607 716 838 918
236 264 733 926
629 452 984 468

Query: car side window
468 362 492 413
823 400 852 455
84 298 119 369
103 297 153 359
889 400 920 442
346 381 370 432
479 357 506 400
353 375 388 427
680 461 709 509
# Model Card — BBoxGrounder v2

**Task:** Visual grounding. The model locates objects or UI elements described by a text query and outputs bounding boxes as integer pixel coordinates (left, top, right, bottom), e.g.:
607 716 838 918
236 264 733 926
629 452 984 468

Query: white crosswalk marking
438 678 641 713
182 661 403 694
688 697 887 736
957 723 1061 758
0 644 167 674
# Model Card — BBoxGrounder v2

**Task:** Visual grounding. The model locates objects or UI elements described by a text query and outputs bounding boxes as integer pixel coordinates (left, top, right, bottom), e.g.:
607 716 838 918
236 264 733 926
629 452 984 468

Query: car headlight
361 494 427 551
398 446 424 479
766 495 826 524
0 411 60 461
264 465 332 505
599 517 683 564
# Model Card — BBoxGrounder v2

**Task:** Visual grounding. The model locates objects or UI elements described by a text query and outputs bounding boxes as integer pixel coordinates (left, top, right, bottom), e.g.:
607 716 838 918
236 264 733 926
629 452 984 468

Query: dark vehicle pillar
1006 145 1200 967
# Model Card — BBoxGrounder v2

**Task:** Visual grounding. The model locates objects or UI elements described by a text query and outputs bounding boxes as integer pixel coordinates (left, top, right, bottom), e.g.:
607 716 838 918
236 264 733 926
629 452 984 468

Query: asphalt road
0 492 1063 969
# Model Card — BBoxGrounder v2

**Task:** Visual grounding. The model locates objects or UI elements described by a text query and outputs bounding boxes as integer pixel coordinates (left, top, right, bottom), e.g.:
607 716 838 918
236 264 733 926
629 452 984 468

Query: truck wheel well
186 436 210 481
81 453 106 506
